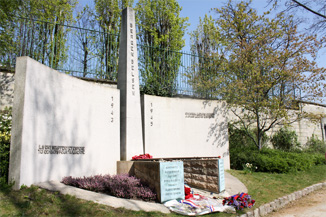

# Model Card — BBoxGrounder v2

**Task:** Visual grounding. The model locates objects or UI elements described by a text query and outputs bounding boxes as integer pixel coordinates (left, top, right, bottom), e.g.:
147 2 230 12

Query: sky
78 0 324 63
78 0 272 52
174 0 271 51
78 0 325 103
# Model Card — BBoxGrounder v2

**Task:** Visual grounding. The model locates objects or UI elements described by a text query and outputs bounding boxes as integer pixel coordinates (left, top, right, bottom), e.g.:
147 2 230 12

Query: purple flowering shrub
61 174 156 201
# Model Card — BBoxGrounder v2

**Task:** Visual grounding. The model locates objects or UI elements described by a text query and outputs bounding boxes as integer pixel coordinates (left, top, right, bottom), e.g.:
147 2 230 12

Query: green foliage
0 107 12 185
94 0 133 80
230 147 325 173
136 0 189 96
1 0 77 70
271 127 301 151
228 123 268 150
190 0 326 150
0 0 22 67
304 134 326 154
189 14 224 98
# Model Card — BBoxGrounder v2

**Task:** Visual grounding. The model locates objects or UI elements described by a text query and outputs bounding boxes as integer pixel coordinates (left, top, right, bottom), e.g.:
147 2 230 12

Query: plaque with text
160 161 185 203
218 159 225 192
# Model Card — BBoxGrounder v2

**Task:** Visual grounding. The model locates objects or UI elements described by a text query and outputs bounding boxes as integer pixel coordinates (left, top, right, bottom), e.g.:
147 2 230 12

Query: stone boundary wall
183 159 220 193
0 71 15 110
227 102 326 147
238 182 326 217
267 103 326 146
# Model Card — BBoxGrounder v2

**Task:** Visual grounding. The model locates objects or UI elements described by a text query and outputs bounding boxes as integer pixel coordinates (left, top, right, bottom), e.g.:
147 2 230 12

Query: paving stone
274 198 281 209
253 208 260 217
283 196 289 206
259 206 266 216
264 203 271 214
315 183 322 190
296 191 302 199
269 201 276 211
247 211 254 217
289 193 295 202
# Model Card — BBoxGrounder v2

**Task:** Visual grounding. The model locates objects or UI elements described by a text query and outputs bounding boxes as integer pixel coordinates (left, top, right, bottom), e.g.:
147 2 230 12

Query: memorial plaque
160 161 185 203
218 158 225 192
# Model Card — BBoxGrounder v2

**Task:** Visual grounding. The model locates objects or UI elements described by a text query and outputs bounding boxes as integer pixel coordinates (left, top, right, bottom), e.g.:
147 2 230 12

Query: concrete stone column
117 7 144 161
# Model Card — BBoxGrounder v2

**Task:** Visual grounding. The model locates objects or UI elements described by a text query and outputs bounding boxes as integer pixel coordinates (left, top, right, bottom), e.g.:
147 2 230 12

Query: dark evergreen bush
271 127 301 151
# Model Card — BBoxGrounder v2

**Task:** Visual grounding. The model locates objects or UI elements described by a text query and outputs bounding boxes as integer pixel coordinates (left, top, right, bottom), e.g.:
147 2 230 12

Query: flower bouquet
132 153 153 160
223 193 255 210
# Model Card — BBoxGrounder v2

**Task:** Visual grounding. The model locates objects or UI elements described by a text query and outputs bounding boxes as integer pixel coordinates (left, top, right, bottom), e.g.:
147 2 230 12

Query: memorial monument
118 7 144 161
8 7 230 192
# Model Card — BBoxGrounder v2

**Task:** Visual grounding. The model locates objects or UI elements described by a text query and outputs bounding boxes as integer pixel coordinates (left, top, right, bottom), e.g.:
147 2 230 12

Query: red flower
132 153 153 160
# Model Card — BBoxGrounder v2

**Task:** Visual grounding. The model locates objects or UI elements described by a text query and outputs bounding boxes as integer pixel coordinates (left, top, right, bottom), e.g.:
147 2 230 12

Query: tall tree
135 0 189 96
94 0 133 80
0 0 22 70
189 14 224 98
0 0 77 69
191 0 325 150
73 5 97 77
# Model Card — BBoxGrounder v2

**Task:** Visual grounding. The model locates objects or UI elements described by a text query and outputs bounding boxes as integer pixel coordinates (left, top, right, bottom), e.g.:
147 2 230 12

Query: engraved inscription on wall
38 145 85 154
150 102 154 126
185 112 214 119
110 95 114 123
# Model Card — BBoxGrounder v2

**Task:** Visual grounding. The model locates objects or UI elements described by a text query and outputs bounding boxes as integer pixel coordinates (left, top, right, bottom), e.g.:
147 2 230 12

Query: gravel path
267 187 326 217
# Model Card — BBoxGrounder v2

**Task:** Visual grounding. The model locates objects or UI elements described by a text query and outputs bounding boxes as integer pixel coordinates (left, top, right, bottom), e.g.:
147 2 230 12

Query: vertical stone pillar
118 7 144 161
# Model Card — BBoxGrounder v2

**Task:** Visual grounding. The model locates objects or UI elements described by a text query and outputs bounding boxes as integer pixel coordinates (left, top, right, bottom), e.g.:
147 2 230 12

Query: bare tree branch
291 0 326 19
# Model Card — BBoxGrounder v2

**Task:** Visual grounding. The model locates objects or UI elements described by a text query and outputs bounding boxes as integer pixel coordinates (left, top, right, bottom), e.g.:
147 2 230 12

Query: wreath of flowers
223 193 255 210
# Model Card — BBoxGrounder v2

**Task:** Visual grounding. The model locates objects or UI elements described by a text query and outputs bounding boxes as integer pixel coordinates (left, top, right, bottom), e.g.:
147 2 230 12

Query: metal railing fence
0 17 301 100
0 16 215 98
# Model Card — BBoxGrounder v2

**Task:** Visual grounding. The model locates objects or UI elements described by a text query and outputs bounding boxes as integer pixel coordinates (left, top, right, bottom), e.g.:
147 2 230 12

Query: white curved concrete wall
9 57 120 189
142 95 230 170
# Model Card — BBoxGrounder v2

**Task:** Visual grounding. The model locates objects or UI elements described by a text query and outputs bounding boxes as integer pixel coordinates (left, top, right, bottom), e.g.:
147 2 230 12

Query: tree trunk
256 110 262 151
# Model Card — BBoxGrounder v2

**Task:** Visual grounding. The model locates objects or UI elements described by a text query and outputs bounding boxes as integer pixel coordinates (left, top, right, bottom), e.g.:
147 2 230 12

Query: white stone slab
9 57 120 189
142 94 230 170
160 161 185 203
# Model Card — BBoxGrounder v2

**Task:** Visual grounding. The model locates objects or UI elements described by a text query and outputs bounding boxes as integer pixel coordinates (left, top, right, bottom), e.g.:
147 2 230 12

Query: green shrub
230 147 325 173
304 134 326 154
228 123 268 150
0 107 12 185
271 127 301 151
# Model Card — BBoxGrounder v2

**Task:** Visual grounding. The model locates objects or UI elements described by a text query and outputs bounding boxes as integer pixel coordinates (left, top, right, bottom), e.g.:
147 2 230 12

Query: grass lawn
0 165 325 217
